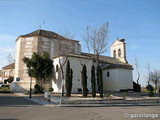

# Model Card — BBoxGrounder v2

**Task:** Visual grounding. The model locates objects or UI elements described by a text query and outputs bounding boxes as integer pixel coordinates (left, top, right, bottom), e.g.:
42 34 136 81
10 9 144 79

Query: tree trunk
155 83 157 93
60 65 65 96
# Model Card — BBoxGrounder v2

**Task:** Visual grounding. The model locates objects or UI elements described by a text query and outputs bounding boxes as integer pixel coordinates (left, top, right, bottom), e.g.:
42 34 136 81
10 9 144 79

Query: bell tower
111 39 128 63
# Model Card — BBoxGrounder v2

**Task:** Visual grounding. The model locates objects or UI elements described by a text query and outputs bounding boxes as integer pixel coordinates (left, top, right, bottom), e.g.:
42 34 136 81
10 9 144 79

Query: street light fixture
29 67 33 99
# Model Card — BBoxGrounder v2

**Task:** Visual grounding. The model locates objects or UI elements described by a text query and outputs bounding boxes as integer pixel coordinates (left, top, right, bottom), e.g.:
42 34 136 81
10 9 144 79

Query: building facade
13 29 80 91
1 63 15 83
10 29 133 92
52 52 133 93
0 70 2 82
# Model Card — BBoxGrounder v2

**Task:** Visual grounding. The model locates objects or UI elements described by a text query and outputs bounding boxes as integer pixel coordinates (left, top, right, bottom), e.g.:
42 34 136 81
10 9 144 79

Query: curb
14 93 160 107
59 103 160 107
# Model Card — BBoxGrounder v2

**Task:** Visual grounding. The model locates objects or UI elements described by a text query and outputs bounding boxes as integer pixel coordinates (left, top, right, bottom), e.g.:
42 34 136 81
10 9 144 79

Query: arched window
118 49 122 57
107 71 110 77
113 50 116 58
56 64 59 72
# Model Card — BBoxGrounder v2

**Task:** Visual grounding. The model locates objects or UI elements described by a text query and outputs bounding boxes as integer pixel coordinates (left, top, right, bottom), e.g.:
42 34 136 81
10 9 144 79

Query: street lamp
29 67 33 99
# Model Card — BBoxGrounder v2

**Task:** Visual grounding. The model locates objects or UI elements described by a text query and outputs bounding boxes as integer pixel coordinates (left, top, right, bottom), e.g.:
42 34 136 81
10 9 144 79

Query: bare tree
7 53 15 64
62 31 75 40
149 69 160 93
134 57 140 85
83 22 109 64
55 33 76 96
145 63 151 85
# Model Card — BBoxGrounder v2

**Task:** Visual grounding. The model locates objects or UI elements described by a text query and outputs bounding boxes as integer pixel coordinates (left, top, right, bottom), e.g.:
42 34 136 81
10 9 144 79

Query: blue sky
0 0 160 86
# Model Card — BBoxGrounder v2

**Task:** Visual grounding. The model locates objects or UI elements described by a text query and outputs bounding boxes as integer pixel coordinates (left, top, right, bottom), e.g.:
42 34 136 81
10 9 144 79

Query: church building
11 29 133 92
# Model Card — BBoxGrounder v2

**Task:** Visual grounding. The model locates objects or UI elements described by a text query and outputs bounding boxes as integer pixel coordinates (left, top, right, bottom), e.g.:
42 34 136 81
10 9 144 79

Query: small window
3 71 5 77
113 50 116 58
56 64 58 72
107 71 110 77
9 70 13 76
118 49 122 57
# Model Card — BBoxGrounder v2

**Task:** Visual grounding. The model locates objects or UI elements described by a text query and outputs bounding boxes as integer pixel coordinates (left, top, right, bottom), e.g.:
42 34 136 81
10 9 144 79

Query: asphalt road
0 93 160 120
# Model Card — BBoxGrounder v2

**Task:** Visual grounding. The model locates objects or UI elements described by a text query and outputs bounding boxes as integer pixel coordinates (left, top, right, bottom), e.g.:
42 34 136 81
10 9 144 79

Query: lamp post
29 67 33 99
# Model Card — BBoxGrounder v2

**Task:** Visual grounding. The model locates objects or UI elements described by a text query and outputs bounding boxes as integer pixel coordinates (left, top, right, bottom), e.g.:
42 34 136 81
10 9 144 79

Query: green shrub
34 84 44 94
121 92 127 99
65 60 73 97
133 81 141 92
148 92 154 97
7 77 14 83
91 65 96 98
97 65 103 98
146 84 154 97
49 87 53 92
146 84 154 92
105 93 111 98
81 64 88 97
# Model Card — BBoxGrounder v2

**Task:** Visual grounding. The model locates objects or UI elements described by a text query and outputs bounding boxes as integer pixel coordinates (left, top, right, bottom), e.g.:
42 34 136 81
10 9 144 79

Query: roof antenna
39 22 45 29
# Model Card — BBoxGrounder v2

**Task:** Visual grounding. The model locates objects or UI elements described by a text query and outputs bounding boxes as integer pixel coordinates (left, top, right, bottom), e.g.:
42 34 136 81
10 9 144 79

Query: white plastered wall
52 56 93 93
103 68 133 91
111 40 127 63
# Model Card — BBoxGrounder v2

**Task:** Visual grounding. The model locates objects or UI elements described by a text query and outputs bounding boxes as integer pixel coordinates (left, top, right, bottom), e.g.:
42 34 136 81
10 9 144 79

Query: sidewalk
14 93 160 107
14 93 59 107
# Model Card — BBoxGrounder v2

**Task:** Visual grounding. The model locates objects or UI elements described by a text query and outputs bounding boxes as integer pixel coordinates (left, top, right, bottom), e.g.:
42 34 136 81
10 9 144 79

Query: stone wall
14 35 80 92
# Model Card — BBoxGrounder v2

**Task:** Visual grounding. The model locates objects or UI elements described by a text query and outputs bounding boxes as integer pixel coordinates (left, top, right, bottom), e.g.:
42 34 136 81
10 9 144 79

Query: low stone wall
61 98 160 104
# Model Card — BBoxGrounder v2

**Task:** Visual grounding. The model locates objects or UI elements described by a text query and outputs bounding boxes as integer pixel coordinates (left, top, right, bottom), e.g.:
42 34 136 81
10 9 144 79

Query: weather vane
39 22 45 29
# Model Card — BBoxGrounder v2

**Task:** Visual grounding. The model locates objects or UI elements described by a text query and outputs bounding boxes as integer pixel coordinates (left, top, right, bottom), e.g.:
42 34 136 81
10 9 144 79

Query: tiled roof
2 63 15 69
20 29 79 42
81 53 133 69
54 53 133 69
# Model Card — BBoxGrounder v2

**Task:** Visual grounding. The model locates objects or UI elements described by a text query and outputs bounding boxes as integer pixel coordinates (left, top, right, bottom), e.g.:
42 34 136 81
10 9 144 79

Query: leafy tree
81 64 88 97
91 65 96 98
65 60 73 97
22 51 53 85
7 76 14 83
97 65 103 98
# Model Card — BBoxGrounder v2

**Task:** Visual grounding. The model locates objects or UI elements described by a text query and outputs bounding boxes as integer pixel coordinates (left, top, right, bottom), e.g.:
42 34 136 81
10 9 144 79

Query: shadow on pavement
0 93 39 107
0 119 19 120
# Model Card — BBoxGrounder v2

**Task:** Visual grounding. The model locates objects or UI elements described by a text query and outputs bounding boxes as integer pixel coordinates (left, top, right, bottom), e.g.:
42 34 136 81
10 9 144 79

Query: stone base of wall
10 81 36 92
60 98 160 104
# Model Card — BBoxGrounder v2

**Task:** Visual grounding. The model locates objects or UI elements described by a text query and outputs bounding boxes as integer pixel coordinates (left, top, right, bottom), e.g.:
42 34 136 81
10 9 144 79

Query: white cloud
0 34 16 68
0 47 15 52
0 48 15 69
131 44 138 49
0 34 17 42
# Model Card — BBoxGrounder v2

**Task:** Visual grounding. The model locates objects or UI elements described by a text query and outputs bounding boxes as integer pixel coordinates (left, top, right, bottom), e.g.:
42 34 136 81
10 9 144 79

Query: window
118 49 122 57
56 64 58 72
3 71 5 77
9 70 13 76
107 71 110 77
113 50 116 58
